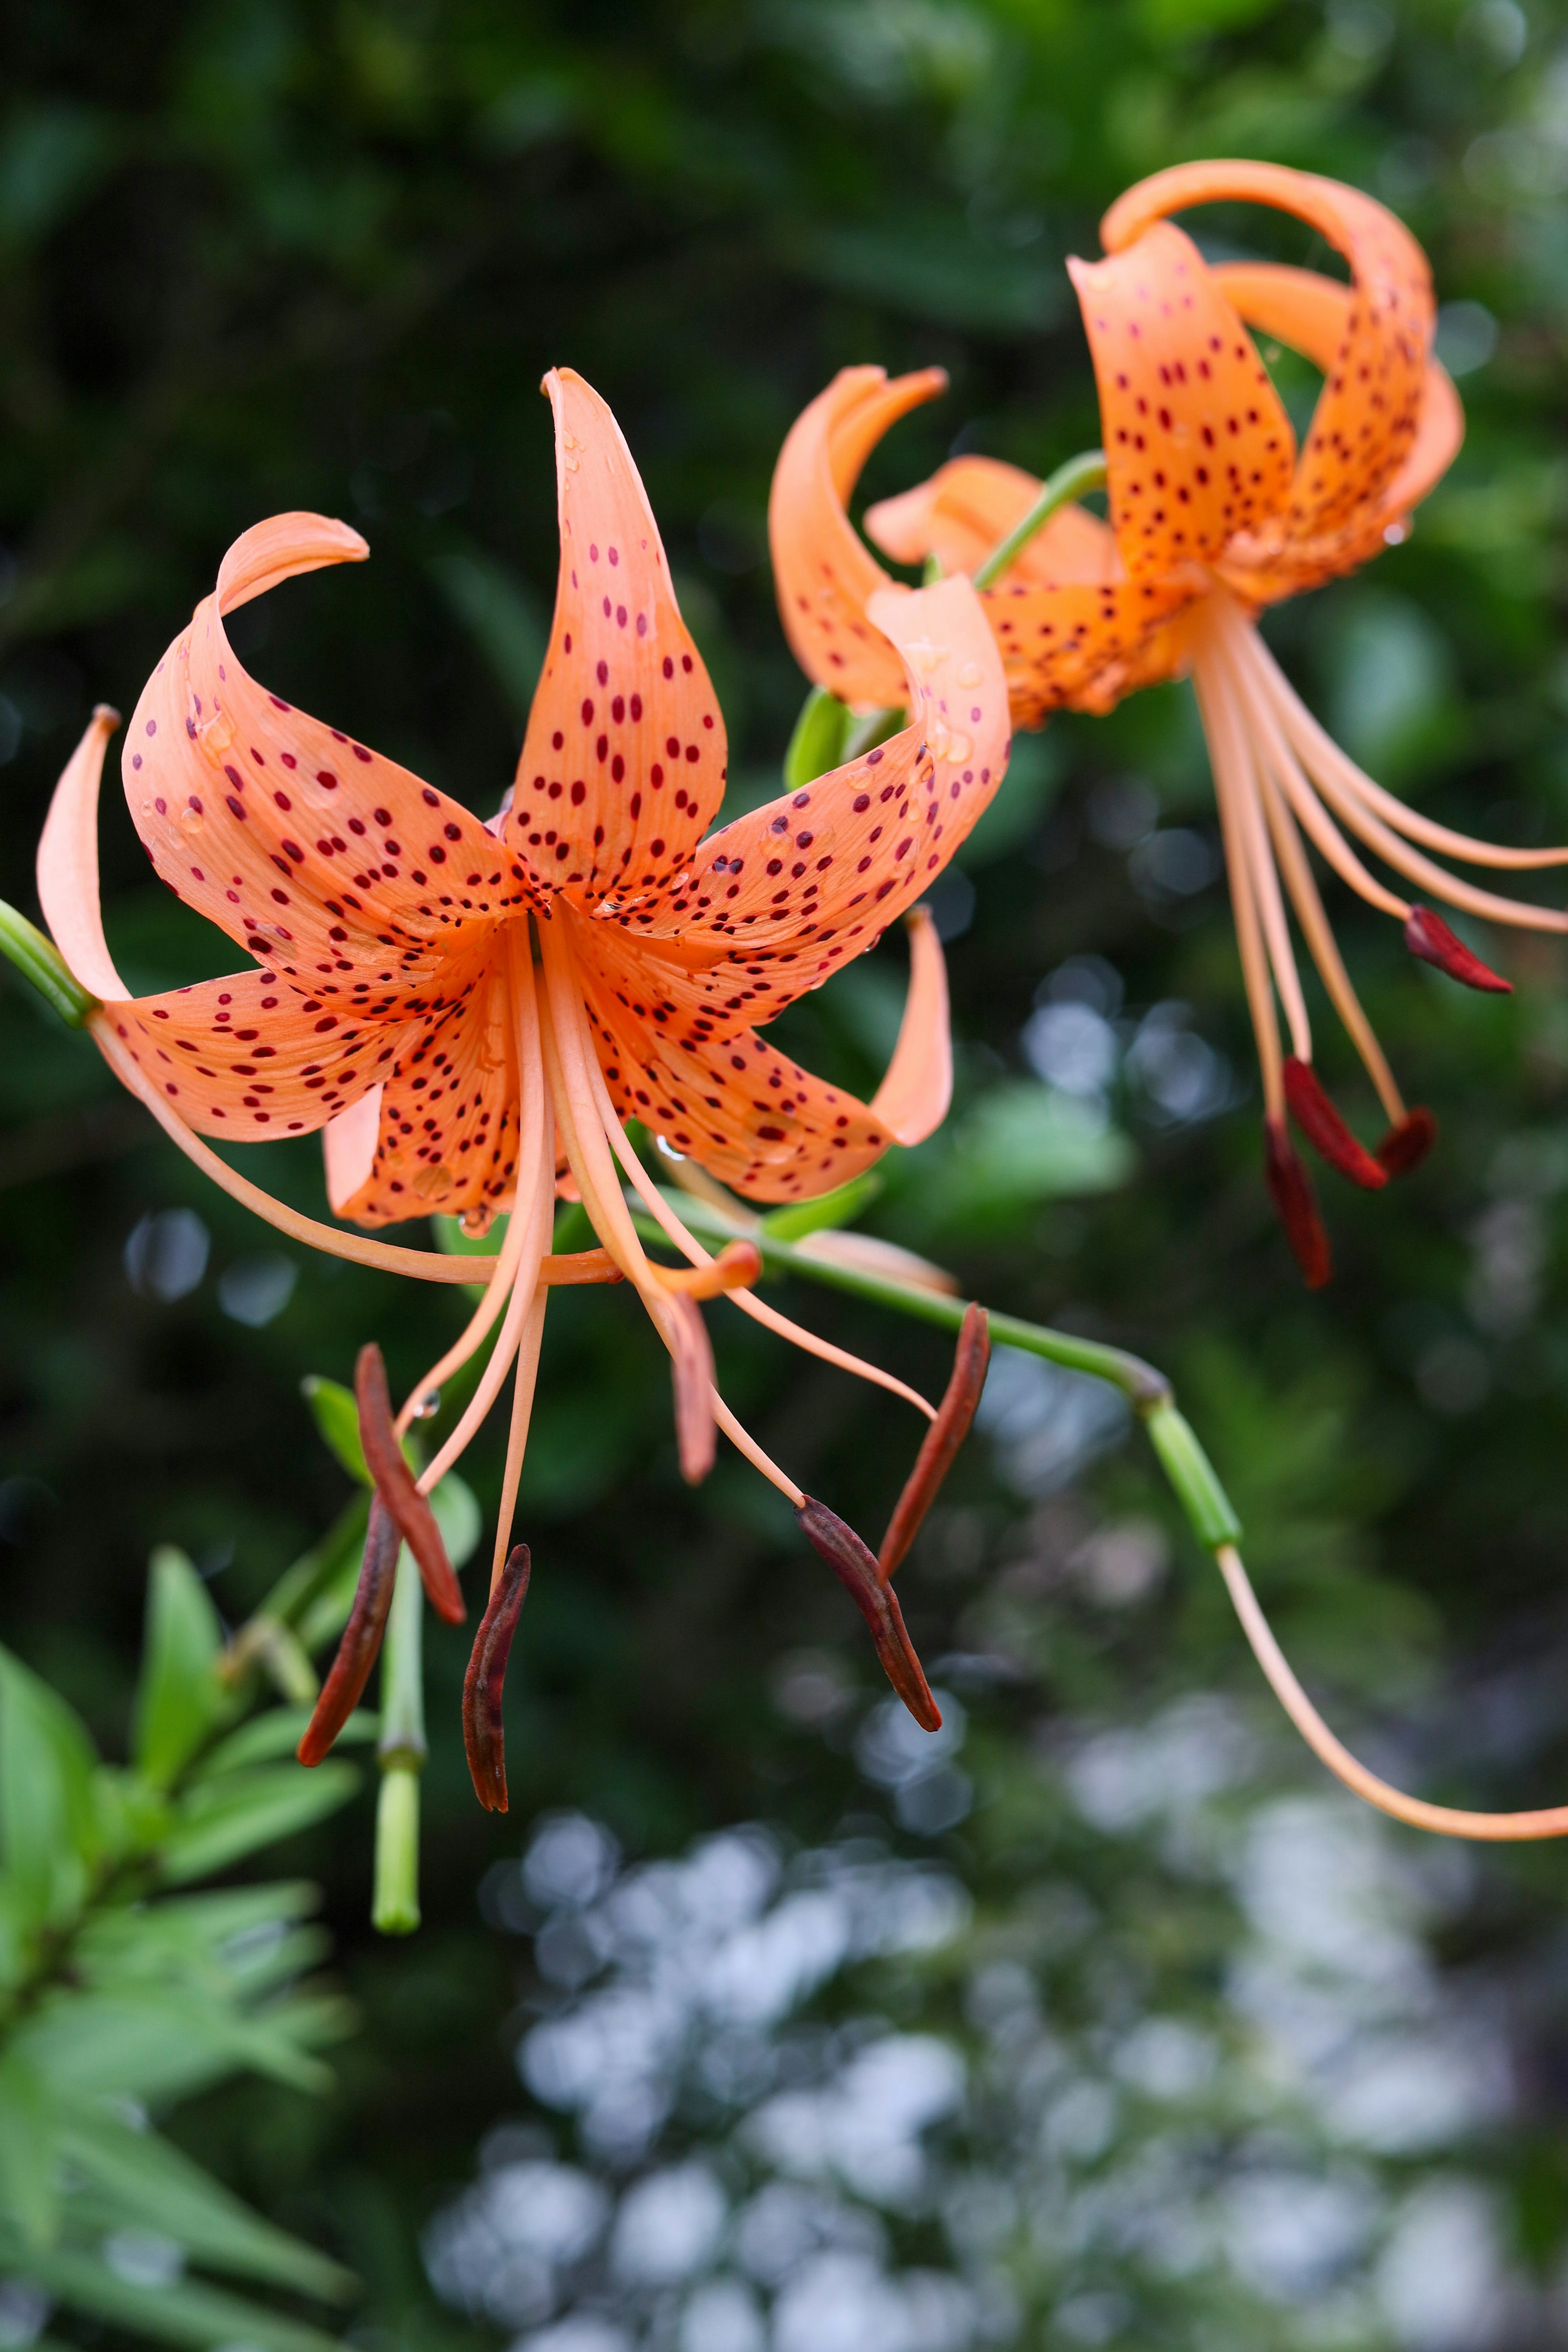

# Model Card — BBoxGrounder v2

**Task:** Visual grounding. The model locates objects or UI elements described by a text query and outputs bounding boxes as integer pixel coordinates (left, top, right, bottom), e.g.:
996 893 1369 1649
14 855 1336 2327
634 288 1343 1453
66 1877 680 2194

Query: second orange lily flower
770 159 1568 1286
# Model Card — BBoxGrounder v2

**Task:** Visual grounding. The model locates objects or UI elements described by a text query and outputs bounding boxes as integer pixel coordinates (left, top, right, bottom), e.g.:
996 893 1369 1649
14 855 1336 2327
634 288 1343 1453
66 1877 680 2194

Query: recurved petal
579 954 894 1203
37 705 128 1002
508 369 726 910
1103 163 1434 552
125 513 530 991
598 576 1009 1029
100 965 408 1139
1209 260 1461 596
317 939 520 1228
868 905 950 1148
769 365 947 708
1068 220 1295 583
866 455 1115 588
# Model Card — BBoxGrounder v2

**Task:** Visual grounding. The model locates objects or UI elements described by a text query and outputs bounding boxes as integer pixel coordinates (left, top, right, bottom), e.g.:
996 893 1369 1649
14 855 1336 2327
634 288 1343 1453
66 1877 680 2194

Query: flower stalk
372 1544 427 1936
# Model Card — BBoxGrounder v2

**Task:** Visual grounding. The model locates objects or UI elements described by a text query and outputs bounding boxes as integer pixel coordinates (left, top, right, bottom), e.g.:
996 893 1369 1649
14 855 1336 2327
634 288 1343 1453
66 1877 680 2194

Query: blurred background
3 1 1568 2345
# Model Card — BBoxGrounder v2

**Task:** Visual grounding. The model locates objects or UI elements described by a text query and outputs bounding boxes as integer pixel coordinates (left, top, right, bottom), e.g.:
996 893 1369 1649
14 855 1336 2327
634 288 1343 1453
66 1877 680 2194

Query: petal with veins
1067 221 1295 581
1104 161 1434 551
102 966 410 1137
322 940 520 1227
124 513 528 987
768 364 947 708
601 576 1008 1023
510 369 728 906
37 706 127 1002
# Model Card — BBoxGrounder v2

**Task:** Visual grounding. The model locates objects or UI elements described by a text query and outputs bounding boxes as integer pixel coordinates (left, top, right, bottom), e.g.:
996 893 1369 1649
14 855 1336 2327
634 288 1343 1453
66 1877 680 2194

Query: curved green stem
972 449 1109 590
0 898 98 1027
633 1190 1242 1557
372 1548 425 1936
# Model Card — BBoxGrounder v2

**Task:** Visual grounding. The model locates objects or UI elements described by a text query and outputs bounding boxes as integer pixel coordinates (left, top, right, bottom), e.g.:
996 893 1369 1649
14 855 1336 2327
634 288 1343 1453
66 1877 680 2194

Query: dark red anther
462 1544 532 1813
879 1303 991 1581
1283 1057 1386 1191
297 1498 399 1766
1377 1107 1437 1179
1405 906 1512 994
796 1497 941 1731
355 1342 466 1623
1263 1113 1332 1289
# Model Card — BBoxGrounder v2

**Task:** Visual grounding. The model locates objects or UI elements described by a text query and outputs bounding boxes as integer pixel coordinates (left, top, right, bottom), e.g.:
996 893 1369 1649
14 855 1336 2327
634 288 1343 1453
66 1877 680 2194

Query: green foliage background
2 0 1568 2341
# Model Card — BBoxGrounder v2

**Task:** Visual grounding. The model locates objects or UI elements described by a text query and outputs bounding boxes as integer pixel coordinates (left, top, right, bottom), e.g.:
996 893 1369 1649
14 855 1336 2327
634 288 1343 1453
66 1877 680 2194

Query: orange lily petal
1067 220 1296 583
100 964 407 1138
868 904 950 1148
768 364 948 709
1103 162 1436 558
1209 260 1463 598
598 575 1008 1032
37 706 127 1002
125 512 528 989
576 935 893 1200
319 939 521 1227
508 368 727 908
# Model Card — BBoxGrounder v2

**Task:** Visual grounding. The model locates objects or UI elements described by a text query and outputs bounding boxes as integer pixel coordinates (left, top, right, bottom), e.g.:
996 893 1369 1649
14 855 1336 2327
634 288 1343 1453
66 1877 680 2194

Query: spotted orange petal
595 575 1008 1033
1067 220 1296 585
319 937 521 1226
37 706 127 1002
1207 259 1462 598
125 514 528 994
508 369 727 908
100 965 407 1138
1102 162 1436 556
768 364 948 709
578 948 894 1201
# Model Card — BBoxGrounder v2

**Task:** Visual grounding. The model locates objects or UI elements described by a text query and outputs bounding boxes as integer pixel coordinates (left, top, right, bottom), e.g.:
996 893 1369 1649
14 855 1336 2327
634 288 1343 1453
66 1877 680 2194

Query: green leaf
430 547 548 723
299 1374 370 1485
59 2108 353 2301
0 2234 346 2352
0 1646 103 1925
0 2054 60 2247
763 1171 881 1242
924 1082 1135 1227
160 1762 360 1886
253 1492 370 1630
15 1983 340 2103
131 1549 223 1791
197 1708 379 1778
783 685 853 791
430 1470 481 1571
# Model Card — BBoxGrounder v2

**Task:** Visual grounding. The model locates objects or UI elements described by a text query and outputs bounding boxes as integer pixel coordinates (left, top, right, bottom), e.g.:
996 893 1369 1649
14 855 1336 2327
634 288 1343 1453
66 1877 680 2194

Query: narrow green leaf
0 1646 102 1924
60 2109 353 2301
430 1470 480 1571
160 1762 360 1885
299 1374 370 1485
782 684 853 791
762 1170 882 1241
0 2235 346 2352
197 1709 379 1779
429 546 547 723
132 1550 223 1791
0 2054 60 2247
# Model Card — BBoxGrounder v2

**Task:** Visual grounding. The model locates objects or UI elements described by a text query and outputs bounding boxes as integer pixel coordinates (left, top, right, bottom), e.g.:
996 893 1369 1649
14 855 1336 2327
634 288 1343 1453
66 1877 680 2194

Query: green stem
0 898 98 1027
971 449 1109 590
372 1548 425 1936
634 1190 1243 1554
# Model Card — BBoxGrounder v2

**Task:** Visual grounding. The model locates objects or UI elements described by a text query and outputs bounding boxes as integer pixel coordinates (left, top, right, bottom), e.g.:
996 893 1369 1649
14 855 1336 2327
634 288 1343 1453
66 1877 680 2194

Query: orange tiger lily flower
36 369 1009 1780
771 160 1568 1286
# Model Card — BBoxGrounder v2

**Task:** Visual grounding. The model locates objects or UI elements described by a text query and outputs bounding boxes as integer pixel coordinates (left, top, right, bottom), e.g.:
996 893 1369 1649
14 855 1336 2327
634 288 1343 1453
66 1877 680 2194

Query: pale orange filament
587 1050 939 1423
1231 614 1568 933
490 1285 549 1590
1189 624 1287 1117
1208 613 1406 1122
1218 1544 1568 1841
415 940 556 1496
